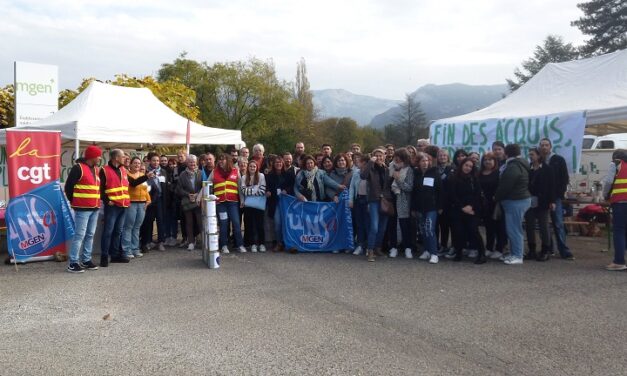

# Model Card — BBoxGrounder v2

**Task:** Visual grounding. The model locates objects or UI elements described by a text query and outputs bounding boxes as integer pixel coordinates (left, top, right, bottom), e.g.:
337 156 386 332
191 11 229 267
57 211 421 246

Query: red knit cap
84 145 102 160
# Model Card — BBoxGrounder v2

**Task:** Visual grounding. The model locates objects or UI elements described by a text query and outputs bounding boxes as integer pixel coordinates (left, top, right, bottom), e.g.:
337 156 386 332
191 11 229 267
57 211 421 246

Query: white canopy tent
0 81 245 150
434 48 627 134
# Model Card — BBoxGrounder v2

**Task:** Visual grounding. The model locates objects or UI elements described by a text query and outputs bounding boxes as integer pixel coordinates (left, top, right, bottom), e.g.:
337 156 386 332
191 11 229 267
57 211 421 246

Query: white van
588 133 627 150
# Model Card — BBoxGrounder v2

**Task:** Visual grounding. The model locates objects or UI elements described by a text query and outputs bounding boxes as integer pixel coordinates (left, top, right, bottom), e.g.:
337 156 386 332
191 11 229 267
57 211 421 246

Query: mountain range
312 83 508 128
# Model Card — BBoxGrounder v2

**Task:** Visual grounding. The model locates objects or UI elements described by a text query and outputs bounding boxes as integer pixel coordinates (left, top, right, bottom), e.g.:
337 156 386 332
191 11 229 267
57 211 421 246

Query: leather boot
536 245 550 261
525 243 537 260
474 247 486 264
374 247 384 257
453 248 463 261
367 249 375 262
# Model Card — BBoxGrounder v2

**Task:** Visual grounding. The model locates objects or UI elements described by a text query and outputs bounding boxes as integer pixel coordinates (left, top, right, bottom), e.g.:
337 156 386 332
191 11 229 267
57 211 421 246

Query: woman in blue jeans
359 148 391 262
495 144 532 265
122 158 151 257
412 153 443 264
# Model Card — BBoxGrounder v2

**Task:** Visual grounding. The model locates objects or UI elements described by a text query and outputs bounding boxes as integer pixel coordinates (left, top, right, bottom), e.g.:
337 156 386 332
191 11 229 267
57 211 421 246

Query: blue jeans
501 198 532 259
367 201 389 249
353 196 369 248
101 204 127 259
217 201 243 248
273 208 283 244
611 203 627 265
68 209 99 264
550 198 572 257
418 211 438 255
122 202 146 256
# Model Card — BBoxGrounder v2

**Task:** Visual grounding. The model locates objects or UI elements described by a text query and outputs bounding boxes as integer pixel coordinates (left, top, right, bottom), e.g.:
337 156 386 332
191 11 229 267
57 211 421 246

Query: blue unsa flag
280 190 354 252
6 181 75 262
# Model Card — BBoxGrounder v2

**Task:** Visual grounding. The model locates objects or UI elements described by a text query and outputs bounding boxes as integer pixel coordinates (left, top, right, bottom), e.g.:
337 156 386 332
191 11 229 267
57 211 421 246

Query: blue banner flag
6 181 75 262
280 190 354 252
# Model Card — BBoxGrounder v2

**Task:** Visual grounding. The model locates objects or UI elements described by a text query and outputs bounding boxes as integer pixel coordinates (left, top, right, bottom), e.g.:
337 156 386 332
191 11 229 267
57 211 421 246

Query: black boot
524 244 537 260
453 248 462 261
100 256 109 268
474 247 486 264
536 245 550 261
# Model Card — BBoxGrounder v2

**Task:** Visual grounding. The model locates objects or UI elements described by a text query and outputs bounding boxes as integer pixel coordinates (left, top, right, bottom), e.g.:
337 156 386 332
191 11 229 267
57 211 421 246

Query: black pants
452 214 485 258
438 211 451 249
525 207 551 252
483 214 506 252
398 218 413 250
243 207 265 245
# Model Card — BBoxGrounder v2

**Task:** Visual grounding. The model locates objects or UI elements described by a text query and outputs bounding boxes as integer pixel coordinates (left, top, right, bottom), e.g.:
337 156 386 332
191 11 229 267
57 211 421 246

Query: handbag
244 195 267 210
181 195 198 211
380 197 395 216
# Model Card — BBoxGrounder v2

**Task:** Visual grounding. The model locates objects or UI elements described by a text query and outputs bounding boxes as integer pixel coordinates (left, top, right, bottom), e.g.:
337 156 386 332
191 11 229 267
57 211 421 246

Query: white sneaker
259 245 266 253
468 249 478 258
485 250 493 258
251 245 258 253
353 246 363 255
221 246 230 254
405 248 413 259
127 254 135 259
504 257 523 265
490 251 503 260
389 248 398 258
332 250 339 254
187 243 195 251
462 248 470 256
158 243 166 251
238 246 247 253
429 254 439 264
147 242 156 250
419 251 431 260
134 252 144 258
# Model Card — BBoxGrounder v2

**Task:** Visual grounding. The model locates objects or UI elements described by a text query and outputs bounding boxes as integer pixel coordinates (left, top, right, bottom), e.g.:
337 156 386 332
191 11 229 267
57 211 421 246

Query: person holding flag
64 145 103 273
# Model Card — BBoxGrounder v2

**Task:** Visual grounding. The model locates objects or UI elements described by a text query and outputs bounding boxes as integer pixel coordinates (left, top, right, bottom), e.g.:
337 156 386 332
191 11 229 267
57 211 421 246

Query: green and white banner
429 111 586 172
14 61 59 126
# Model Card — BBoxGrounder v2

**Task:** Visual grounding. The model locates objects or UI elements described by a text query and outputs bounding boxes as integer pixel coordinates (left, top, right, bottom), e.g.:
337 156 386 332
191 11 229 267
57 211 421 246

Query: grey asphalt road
0 236 625 376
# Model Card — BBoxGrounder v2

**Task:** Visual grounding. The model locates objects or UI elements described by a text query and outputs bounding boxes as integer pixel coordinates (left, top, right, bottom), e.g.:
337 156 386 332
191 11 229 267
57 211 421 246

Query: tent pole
74 122 79 162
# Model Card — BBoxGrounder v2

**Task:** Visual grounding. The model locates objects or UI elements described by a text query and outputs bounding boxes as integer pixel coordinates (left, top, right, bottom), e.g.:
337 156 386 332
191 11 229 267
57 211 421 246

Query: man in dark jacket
142 152 170 251
539 138 574 259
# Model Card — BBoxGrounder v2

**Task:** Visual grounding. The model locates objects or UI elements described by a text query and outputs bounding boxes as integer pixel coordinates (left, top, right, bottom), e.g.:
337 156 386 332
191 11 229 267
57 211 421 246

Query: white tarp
434 48 627 126
0 81 244 148
430 49 627 172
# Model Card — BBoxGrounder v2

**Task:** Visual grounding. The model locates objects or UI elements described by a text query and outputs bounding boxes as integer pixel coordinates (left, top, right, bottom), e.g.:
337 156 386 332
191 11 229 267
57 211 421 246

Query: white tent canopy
435 48 627 134
0 81 244 148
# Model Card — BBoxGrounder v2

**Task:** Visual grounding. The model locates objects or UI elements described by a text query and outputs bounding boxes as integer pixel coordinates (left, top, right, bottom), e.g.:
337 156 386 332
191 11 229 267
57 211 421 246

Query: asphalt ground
0 236 625 376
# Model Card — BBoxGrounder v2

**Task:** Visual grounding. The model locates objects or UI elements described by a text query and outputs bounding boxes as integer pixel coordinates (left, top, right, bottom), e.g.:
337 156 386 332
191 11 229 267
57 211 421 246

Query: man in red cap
64 145 103 273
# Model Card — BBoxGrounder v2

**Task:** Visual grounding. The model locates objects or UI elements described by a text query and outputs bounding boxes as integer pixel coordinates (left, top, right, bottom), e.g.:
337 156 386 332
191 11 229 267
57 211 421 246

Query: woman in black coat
525 148 555 261
478 152 507 259
448 157 486 264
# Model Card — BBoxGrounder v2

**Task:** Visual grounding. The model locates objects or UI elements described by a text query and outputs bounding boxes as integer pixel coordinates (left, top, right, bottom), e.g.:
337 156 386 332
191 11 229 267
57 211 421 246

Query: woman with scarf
388 148 414 259
175 155 203 251
239 159 267 253
449 157 486 264
360 148 393 262
208 153 246 254
294 155 344 203
325 153 354 253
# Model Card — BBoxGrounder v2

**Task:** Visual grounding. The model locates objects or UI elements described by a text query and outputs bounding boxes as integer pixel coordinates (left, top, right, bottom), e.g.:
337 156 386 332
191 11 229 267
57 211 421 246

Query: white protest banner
429 111 586 173
14 61 59 126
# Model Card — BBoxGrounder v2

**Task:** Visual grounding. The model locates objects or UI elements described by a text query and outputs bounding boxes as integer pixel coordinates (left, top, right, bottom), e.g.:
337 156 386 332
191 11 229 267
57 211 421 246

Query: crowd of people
63 137 626 273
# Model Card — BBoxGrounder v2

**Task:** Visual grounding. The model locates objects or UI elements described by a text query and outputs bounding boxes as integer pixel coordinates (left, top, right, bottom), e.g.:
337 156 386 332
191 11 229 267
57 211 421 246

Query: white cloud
0 0 585 98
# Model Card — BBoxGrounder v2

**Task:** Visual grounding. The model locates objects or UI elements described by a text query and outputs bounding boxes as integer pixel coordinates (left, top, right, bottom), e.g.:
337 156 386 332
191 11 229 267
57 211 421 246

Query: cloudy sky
1 0 585 99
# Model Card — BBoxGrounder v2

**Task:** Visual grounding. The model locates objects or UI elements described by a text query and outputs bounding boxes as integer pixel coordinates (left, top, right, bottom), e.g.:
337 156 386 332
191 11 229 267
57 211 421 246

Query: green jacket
495 157 531 202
